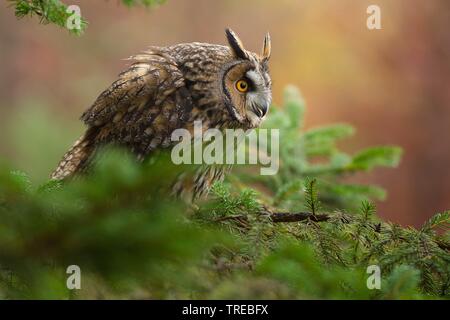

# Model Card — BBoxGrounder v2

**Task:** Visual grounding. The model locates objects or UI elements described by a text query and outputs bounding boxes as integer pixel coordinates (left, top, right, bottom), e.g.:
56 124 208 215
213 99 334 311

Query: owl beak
254 102 269 118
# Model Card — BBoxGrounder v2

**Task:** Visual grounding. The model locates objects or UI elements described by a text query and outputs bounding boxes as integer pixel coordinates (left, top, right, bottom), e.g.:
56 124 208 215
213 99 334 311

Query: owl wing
81 52 193 156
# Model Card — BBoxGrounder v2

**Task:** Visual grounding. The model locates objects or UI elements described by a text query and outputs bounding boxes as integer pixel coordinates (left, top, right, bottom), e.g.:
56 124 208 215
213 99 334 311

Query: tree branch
270 212 329 222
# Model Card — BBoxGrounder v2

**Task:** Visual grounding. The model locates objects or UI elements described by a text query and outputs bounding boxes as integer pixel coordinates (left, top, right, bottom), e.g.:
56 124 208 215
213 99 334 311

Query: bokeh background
0 0 449 227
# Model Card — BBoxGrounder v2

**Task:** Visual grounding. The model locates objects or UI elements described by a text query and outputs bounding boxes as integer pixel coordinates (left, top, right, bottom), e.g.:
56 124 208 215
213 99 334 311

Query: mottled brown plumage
51 29 272 199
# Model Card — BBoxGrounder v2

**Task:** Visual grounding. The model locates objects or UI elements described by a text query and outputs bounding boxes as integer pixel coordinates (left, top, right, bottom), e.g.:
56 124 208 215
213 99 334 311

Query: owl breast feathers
51 29 272 200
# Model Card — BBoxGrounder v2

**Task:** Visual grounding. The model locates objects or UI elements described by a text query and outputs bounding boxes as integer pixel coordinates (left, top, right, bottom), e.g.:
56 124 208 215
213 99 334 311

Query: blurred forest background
0 0 449 227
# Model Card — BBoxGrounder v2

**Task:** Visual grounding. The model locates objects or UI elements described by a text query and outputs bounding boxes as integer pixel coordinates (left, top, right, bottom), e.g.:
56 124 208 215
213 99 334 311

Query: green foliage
0 87 448 299
380 265 422 299
349 146 402 172
8 0 88 35
256 242 371 299
244 86 403 213
7 0 165 35
304 178 320 215
422 211 450 234
0 150 228 298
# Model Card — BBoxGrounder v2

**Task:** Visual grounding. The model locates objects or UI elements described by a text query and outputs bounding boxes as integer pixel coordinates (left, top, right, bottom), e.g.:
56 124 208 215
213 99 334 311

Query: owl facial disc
222 28 272 128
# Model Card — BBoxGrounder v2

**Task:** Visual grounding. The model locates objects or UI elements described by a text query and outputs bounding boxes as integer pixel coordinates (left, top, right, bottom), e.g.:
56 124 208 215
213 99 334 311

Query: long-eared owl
51 29 272 200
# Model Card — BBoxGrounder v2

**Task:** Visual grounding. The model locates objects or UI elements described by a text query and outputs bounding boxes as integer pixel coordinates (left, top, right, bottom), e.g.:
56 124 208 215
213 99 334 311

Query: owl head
221 28 272 128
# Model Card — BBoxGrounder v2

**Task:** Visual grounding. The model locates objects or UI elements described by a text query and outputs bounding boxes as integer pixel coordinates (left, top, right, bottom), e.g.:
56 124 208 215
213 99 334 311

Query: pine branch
7 0 88 35
7 0 166 35
352 201 376 262
304 178 320 216
421 211 450 234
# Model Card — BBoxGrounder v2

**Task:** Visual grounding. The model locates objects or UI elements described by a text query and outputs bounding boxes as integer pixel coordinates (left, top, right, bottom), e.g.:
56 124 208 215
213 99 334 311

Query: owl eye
235 79 249 93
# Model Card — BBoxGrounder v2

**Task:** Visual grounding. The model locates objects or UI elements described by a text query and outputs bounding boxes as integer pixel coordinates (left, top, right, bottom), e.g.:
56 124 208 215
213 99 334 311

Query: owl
51 29 272 200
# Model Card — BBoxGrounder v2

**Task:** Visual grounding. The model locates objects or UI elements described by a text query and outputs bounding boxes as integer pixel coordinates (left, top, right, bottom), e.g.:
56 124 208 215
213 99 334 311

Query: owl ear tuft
261 32 271 61
225 28 249 60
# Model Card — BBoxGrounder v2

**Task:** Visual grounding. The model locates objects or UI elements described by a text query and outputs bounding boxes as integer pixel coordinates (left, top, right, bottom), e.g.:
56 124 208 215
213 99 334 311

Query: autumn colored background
0 0 448 227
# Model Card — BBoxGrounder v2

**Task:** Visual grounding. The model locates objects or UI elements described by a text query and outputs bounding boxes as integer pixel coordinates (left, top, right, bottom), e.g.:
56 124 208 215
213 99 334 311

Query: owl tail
50 127 98 180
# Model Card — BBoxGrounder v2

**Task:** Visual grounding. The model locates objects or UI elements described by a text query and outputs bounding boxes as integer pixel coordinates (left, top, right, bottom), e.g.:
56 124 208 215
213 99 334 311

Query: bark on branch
270 212 329 222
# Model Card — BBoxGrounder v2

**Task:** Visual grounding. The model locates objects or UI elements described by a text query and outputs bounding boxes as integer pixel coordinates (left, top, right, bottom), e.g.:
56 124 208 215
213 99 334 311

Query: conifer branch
7 0 165 35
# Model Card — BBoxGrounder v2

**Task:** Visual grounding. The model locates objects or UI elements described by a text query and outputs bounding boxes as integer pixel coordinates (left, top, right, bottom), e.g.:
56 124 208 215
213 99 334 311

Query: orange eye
236 80 249 93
